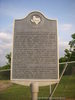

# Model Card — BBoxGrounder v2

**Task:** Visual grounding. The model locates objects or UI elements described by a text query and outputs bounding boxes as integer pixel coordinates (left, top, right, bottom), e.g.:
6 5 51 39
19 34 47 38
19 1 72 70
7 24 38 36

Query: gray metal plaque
11 12 59 84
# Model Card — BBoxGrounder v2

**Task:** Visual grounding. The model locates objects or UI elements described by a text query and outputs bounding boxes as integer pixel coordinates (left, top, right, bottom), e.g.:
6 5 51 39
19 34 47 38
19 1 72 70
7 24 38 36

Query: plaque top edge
14 11 57 22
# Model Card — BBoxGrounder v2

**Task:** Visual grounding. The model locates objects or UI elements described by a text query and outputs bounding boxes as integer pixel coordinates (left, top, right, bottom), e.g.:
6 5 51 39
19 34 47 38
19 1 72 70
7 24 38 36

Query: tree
59 33 75 62
64 49 71 61
59 33 75 75
6 53 11 67
69 33 75 50
68 33 75 61
59 57 67 63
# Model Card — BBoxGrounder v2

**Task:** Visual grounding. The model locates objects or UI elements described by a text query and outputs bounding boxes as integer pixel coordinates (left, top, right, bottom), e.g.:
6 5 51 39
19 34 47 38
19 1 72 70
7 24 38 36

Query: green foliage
69 49 75 61
6 53 11 68
59 33 75 62
0 65 10 70
69 33 75 49
0 65 10 80
59 57 67 63
0 71 10 80
59 33 75 76
64 49 71 61
59 64 65 75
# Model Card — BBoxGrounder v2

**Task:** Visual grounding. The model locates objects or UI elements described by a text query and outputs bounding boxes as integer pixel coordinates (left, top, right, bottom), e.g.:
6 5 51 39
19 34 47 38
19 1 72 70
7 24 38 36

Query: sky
0 0 75 66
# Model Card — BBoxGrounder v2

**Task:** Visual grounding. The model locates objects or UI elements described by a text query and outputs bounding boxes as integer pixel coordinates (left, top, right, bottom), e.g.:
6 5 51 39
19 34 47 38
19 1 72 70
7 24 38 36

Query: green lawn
0 75 75 100
53 75 75 98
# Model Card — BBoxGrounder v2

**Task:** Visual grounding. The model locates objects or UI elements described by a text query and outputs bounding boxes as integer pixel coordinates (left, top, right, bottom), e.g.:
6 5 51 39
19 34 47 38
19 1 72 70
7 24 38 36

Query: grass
0 75 75 100
53 75 75 99
0 83 31 100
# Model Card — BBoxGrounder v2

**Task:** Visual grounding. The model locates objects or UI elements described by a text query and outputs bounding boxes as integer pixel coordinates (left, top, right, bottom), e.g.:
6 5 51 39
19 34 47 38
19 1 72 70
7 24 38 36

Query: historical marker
11 11 59 86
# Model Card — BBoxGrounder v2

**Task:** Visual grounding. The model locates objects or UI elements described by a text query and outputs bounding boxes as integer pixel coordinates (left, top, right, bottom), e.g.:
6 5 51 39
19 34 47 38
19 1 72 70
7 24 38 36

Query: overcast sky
0 0 75 66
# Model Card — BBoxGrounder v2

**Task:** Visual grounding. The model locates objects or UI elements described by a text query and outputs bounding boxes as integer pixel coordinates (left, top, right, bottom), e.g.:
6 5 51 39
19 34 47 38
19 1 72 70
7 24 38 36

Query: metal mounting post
30 82 39 100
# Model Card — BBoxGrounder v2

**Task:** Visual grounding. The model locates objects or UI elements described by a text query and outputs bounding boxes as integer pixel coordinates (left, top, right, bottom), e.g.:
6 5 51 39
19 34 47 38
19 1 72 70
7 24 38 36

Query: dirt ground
0 80 12 91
